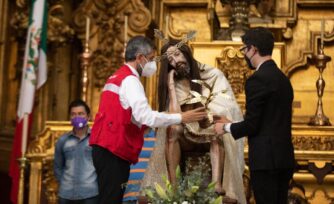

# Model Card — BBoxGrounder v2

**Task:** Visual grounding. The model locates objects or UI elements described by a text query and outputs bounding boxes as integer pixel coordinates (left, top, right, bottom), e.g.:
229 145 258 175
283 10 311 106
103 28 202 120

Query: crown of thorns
153 29 197 62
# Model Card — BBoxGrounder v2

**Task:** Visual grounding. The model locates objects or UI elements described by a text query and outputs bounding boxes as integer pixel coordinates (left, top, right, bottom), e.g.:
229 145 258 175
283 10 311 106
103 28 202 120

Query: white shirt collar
125 63 140 78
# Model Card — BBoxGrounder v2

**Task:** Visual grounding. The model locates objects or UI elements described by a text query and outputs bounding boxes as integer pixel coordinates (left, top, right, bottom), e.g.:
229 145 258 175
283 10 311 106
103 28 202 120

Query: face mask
71 116 88 129
140 59 157 77
245 56 256 70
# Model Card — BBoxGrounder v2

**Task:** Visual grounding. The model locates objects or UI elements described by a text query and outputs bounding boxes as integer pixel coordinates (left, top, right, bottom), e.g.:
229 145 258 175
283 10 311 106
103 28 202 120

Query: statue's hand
213 115 231 123
214 123 225 135
167 69 176 88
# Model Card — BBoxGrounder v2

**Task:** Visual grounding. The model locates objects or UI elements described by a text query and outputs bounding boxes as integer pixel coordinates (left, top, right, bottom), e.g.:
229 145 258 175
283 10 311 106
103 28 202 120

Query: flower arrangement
143 156 222 204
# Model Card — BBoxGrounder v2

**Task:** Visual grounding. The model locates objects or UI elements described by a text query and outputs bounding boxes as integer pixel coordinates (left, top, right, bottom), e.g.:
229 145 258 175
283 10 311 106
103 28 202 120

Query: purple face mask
71 116 88 129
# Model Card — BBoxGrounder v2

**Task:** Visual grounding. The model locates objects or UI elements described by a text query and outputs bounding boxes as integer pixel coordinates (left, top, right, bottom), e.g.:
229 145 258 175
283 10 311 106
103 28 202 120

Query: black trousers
58 196 99 204
92 145 130 204
250 168 294 204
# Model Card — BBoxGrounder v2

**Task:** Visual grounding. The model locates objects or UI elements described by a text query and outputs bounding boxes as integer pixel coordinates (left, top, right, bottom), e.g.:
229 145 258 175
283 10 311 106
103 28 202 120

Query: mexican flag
9 0 48 203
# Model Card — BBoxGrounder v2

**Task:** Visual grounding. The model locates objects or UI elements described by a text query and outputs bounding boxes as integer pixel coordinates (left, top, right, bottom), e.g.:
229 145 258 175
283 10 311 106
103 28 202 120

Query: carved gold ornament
10 0 74 44
217 46 253 96
73 0 152 87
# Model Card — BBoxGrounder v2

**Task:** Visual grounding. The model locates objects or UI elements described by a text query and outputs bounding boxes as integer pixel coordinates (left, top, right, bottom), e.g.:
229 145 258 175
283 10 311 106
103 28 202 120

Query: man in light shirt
89 36 207 204
54 99 98 204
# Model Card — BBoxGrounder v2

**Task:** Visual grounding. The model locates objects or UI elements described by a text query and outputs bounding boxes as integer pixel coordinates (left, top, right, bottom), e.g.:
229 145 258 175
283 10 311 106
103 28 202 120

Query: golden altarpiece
0 0 334 203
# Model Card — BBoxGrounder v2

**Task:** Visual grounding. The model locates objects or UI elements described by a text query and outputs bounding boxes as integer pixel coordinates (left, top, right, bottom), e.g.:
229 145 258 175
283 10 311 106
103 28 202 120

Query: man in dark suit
214 27 295 204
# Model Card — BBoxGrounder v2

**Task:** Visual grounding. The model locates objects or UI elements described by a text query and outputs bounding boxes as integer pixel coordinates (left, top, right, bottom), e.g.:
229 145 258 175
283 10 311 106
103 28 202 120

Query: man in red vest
89 36 207 204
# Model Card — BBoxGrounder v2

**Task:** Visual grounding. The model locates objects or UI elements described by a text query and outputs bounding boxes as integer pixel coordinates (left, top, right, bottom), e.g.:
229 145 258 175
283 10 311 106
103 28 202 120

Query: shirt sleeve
53 138 65 182
225 123 232 133
121 76 182 128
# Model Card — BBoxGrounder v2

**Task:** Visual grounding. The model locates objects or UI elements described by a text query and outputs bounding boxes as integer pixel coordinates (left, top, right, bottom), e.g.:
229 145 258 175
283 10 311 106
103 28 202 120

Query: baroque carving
292 136 334 151
10 0 74 44
73 0 151 87
10 1 29 38
47 3 75 45
27 128 67 155
220 0 276 19
253 0 276 18
216 46 252 97
307 188 334 203
215 0 292 40
220 0 250 40
288 181 309 204
42 158 58 204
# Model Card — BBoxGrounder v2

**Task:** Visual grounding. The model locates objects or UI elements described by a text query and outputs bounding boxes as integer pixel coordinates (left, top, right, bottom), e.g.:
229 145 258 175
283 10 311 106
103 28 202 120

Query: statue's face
166 46 190 78
166 46 189 70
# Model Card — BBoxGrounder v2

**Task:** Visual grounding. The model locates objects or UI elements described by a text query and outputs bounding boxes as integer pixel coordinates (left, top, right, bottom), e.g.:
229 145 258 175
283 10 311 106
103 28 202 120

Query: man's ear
136 53 144 61
251 45 258 53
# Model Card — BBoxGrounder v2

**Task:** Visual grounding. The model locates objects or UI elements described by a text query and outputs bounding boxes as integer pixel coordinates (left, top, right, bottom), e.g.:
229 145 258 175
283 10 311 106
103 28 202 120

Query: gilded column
0 0 8 124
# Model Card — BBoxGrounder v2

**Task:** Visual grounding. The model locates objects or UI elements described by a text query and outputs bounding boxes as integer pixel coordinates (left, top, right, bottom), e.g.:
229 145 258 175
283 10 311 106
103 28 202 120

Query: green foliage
144 156 222 204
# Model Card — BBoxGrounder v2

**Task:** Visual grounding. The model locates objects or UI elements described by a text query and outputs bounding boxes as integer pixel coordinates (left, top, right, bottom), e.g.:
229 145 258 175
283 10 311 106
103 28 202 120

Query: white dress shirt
118 64 182 128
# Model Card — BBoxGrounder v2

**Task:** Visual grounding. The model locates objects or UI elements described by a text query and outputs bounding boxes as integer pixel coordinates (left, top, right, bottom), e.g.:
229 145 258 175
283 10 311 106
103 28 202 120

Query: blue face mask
71 117 88 129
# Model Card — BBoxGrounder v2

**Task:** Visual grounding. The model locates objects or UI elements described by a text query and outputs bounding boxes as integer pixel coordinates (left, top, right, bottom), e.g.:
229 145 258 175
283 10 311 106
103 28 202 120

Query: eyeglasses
146 56 155 62
141 54 155 62
239 45 250 54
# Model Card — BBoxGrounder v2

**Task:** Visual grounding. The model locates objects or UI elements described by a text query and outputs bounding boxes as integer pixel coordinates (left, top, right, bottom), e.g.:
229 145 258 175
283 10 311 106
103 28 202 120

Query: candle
85 16 90 43
124 15 128 43
320 19 324 49
165 15 169 36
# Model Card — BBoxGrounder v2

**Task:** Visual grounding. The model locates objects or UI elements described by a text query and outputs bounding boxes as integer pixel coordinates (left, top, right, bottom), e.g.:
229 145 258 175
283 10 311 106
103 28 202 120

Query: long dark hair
158 40 202 111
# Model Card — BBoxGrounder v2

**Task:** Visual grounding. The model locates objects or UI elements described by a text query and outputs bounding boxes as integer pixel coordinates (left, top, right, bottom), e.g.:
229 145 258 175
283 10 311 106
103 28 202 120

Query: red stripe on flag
9 115 33 204
9 119 23 204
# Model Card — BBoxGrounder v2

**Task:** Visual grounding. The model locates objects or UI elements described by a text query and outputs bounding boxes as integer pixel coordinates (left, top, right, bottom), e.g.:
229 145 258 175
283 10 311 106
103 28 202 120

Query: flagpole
12 0 48 203
17 113 29 204
21 113 29 154
17 157 28 204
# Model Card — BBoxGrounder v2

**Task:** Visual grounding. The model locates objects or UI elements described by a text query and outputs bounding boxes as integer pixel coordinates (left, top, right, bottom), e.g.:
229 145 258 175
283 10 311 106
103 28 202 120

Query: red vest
89 65 146 164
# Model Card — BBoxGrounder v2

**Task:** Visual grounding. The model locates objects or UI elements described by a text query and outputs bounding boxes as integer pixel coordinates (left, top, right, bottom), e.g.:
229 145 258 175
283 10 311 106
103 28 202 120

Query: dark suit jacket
231 60 295 171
